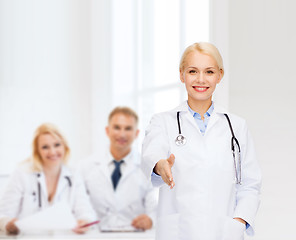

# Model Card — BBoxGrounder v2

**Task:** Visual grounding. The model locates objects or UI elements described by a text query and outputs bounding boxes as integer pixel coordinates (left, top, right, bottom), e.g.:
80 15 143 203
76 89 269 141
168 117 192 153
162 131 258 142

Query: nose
119 129 126 138
48 146 56 155
196 72 206 83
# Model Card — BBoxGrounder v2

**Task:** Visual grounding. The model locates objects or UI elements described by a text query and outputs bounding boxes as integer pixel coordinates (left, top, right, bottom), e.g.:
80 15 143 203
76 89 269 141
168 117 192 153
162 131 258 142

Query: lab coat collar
33 164 72 178
54 165 72 200
171 100 189 112
34 164 72 204
171 100 229 115
212 103 229 115
107 148 135 166
170 100 230 135
108 149 140 176
90 149 138 183
88 151 113 186
92 147 135 164
117 150 139 186
59 165 73 180
207 105 229 132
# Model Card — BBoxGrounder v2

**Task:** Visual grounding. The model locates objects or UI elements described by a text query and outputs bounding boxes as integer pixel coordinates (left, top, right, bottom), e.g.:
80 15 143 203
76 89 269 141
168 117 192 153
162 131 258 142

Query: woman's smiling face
37 133 65 168
180 50 223 105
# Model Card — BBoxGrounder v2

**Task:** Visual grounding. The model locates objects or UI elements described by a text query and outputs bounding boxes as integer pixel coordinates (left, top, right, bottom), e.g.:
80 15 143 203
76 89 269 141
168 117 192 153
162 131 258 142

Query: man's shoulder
79 153 104 175
129 151 152 182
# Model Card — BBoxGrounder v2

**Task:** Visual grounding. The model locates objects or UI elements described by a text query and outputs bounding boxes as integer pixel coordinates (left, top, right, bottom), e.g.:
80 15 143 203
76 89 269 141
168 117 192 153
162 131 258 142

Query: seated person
0 123 96 234
81 107 158 231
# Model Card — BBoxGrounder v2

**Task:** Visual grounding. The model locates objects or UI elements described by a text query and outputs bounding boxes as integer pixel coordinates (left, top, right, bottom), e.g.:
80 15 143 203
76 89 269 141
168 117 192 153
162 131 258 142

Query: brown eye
189 70 196 74
55 143 61 147
41 145 48 150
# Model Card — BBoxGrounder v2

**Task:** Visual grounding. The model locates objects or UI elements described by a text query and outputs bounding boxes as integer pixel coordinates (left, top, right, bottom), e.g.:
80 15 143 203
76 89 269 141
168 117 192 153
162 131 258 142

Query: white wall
228 1 296 239
210 0 230 109
1 1 295 239
0 0 93 173
90 0 112 153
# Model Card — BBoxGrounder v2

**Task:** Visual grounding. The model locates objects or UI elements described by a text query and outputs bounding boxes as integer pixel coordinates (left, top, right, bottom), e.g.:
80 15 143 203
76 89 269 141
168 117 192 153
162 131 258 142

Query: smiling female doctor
141 42 261 240
0 123 96 235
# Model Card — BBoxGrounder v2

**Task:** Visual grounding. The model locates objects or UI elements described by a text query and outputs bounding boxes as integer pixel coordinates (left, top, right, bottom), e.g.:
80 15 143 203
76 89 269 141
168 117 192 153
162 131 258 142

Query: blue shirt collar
187 101 214 119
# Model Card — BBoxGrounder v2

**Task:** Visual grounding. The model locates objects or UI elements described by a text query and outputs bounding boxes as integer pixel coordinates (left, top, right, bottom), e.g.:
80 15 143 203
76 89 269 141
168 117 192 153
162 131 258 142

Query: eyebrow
187 66 217 69
113 124 133 128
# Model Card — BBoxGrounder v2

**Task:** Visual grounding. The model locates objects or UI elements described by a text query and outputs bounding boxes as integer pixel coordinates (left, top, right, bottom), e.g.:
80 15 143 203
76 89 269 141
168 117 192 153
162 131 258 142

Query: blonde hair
31 123 70 171
108 107 138 125
179 42 224 77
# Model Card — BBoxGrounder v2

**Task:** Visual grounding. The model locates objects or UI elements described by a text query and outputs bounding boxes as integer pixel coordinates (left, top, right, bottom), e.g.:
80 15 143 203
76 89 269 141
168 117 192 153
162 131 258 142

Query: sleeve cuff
151 172 165 187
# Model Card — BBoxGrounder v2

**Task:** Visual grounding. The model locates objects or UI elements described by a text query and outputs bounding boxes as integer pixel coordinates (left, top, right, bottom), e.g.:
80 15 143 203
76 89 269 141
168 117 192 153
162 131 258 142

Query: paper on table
15 201 76 231
100 224 143 232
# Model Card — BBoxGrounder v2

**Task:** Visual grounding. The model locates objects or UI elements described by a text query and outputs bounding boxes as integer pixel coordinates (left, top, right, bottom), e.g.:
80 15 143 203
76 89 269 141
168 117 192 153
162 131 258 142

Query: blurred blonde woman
0 123 96 235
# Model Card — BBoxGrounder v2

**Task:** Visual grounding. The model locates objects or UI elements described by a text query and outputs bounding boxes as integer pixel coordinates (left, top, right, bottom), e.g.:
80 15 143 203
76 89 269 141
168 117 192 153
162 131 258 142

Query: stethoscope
34 173 72 208
175 111 242 185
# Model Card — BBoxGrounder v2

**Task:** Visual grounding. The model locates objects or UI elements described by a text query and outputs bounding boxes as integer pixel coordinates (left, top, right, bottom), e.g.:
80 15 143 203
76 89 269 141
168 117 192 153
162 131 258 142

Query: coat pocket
155 213 179 240
222 217 245 240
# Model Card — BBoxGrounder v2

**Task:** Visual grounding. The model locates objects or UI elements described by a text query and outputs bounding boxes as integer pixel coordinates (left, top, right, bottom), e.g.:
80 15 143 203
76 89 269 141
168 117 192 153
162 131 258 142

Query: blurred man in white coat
81 107 157 231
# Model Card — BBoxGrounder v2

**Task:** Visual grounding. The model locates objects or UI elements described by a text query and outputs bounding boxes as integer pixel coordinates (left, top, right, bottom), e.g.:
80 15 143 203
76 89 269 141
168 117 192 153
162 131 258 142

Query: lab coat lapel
93 152 114 186
120 160 136 184
171 100 188 113
173 101 230 137
206 104 228 133
184 111 203 134
172 101 203 135
206 111 220 133
54 165 72 200
92 153 116 208
118 151 137 185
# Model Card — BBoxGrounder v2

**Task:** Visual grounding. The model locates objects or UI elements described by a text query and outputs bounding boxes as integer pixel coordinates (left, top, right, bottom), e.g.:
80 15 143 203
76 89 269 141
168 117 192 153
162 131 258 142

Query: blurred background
0 0 295 239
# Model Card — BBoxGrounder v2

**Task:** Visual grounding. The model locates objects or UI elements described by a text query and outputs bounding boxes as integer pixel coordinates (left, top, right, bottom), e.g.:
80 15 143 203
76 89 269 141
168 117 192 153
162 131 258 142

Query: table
0 229 155 240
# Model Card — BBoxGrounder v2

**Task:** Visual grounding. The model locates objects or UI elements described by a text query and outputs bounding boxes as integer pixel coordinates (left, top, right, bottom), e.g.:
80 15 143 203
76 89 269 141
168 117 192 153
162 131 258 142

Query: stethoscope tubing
38 181 41 208
176 111 242 184
224 114 242 184
177 111 181 135
36 175 72 208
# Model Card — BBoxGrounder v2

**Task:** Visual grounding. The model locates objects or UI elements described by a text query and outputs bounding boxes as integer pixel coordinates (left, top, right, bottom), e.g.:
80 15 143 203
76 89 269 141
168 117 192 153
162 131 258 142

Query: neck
110 146 131 161
188 98 212 119
43 164 61 178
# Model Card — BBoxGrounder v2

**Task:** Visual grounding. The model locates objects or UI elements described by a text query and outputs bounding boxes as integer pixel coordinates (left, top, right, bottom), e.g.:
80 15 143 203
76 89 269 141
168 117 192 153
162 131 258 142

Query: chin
117 145 128 150
47 159 62 164
189 97 210 103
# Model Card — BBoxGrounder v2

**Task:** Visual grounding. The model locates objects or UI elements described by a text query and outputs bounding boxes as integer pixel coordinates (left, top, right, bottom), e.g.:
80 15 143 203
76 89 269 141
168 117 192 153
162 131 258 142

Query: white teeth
195 87 207 91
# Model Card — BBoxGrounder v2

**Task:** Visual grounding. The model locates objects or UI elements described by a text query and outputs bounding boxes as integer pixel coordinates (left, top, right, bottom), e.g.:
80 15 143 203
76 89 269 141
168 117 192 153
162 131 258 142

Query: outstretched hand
154 154 175 189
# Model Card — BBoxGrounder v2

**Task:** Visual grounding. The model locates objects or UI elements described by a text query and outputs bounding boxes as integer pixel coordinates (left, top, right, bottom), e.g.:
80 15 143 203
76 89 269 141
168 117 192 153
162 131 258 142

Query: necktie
111 160 123 190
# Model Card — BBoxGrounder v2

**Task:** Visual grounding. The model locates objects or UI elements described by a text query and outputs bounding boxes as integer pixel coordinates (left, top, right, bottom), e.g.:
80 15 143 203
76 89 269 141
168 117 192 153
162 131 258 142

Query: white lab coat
142 101 261 240
0 161 96 233
81 150 158 228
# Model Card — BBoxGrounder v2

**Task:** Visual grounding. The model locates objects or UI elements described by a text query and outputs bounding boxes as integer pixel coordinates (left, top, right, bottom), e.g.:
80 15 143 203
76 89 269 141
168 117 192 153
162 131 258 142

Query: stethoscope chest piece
176 111 187 146
175 134 186 146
